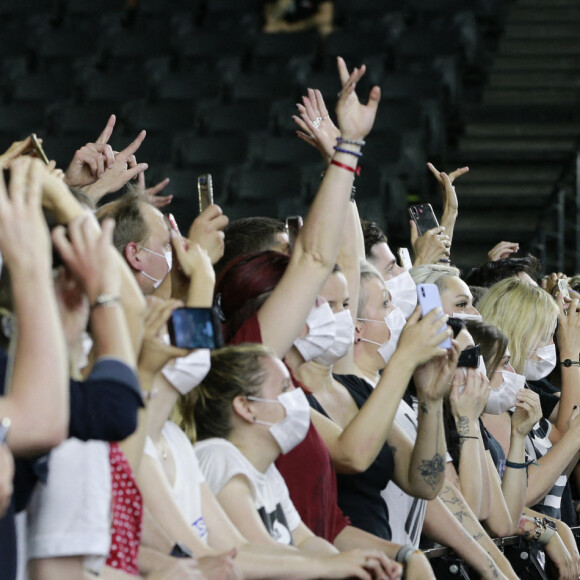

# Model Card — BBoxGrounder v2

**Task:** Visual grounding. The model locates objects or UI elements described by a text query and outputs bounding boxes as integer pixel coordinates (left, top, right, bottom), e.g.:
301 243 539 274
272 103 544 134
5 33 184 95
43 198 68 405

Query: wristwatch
537 518 558 545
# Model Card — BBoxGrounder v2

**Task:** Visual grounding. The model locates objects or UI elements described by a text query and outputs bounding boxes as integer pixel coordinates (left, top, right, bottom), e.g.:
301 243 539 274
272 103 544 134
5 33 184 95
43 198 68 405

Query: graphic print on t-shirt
258 504 293 545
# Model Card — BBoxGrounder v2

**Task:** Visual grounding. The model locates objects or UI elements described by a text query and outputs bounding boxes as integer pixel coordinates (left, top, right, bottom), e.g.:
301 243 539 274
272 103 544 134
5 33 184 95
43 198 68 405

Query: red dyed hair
215 251 290 342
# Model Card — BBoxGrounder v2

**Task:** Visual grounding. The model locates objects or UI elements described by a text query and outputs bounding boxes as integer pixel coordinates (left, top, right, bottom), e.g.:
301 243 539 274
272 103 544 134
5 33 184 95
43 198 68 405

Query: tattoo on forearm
417 408 445 489
420 401 428 414
473 532 483 541
418 453 445 489
457 415 470 436
486 555 499 578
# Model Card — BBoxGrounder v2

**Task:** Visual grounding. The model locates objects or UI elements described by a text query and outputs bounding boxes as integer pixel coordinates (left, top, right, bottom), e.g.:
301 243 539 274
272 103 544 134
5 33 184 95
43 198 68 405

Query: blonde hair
179 343 275 443
358 260 386 318
478 278 558 374
410 264 461 295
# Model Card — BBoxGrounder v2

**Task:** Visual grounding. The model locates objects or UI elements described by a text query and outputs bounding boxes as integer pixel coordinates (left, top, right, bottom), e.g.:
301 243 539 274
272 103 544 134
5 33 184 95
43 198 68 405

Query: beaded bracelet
337 137 366 147
333 145 363 158
330 159 361 176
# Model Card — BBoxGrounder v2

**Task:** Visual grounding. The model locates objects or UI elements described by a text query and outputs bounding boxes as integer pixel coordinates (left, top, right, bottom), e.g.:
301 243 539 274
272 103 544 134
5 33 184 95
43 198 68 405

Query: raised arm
0 159 69 455
258 57 380 358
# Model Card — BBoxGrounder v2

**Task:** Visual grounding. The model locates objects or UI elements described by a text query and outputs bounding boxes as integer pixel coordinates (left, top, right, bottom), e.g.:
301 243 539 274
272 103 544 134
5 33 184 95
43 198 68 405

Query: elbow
486 519 513 539
332 453 370 475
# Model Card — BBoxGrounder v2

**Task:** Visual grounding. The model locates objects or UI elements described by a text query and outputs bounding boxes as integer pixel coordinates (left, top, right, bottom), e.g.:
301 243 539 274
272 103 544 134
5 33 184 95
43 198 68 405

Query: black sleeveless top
308 374 395 540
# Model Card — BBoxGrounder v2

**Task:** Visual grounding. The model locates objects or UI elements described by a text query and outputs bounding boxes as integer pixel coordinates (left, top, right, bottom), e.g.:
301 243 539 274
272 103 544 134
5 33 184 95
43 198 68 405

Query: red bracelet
330 159 361 176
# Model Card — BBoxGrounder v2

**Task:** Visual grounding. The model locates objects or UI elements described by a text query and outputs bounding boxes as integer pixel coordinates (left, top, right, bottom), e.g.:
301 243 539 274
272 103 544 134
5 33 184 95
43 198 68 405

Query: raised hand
294 88 341 164
137 171 172 209
335 56 381 142
410 224 451 265
64 114 116 188
0 136 38 169
395 306 453 368
414 340 461 402
511 388 542 437
0 158 52 274
187 204 229 265
83 130 148 202
488 241 519 262
52 215 120 305
427 162 468 216
138 297 190 377
449 367 491 424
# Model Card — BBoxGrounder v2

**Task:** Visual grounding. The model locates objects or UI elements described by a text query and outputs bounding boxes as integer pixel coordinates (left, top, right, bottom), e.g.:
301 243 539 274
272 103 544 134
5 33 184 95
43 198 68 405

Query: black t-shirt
309 374 395 540
526 378 559 420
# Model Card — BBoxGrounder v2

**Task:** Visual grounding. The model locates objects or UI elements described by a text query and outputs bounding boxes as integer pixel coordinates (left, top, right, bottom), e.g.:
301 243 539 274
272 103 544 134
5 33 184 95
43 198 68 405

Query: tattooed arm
423 497 505 580
438 481 519 580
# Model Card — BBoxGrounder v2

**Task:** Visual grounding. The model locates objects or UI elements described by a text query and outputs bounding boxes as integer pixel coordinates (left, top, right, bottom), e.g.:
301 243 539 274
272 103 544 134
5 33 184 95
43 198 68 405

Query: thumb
409 220 418 245
366 85 381 111
406 303 422 324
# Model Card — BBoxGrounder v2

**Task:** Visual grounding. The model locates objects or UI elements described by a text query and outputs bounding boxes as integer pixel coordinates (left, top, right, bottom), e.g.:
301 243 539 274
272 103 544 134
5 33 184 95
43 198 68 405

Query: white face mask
524 343 557 381
314 309 354 367
248 388 311 454
452 313 483 322
385 271 417 319
477 355 487 377
294 301 336 362
486 370 525 415
457 357 488 395
141 246 172 289
358 306 407 366
162 348 211 395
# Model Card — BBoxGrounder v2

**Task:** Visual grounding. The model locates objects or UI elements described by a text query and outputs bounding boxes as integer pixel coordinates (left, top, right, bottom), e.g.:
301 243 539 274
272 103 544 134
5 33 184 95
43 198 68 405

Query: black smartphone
197 174 214 214
409 203 439 236
285 216 303 251
457 344 481 368
0 417 11 444
167 307 224 349
30 133 49 165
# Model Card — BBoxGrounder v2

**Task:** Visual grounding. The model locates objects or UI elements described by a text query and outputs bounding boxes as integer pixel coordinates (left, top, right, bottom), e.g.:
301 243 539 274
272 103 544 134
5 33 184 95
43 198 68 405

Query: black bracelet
458 435 478 439
560 359 580 367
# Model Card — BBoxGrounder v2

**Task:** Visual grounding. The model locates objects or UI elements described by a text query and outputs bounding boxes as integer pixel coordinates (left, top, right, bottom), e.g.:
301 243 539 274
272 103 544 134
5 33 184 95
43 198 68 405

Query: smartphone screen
197 174 214 214
416 283 451 349
285 216 303 251
409 204 439 237
397 247 412 270
167 307 224 349
558 279 570 300
30 133 49 165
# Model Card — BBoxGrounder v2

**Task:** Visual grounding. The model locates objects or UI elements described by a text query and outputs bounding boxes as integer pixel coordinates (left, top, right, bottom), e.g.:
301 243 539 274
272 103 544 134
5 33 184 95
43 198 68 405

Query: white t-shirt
195 438 300 545
26 438 111 574
144 421 208 543
382 399 427 547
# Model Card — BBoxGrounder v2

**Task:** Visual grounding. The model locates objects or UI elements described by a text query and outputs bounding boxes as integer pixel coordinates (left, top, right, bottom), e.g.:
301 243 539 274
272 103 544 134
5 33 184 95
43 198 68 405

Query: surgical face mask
524 343 557 381
358 307 407 366
162 348 211 395
314 309 354 367
385 271 417 319
248 388 311 454
294 301 336 362
452 313 483 322
477 355 487 377
486 370 525 414
141 246 172 289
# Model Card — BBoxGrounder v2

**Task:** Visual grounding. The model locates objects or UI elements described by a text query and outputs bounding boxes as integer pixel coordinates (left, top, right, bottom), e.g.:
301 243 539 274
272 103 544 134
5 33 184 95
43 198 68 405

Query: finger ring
124 163 128 170
322 115 330 120
312 117 322 129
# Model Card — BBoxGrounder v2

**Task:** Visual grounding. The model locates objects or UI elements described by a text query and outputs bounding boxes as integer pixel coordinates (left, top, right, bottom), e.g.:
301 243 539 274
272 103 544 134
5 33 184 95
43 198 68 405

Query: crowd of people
1 56 580 580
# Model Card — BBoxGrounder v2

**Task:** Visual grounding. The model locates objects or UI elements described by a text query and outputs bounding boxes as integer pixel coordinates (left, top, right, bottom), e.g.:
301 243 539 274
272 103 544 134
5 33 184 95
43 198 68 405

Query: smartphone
416 283 452 349
397 247 412 270
557 278 570 300
165 214 187 251
409 204 439 236
0 417 11 444
30 133 49 165
285 216 303 251
197 174 214 214
457 344 481 368
167 307 224 349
